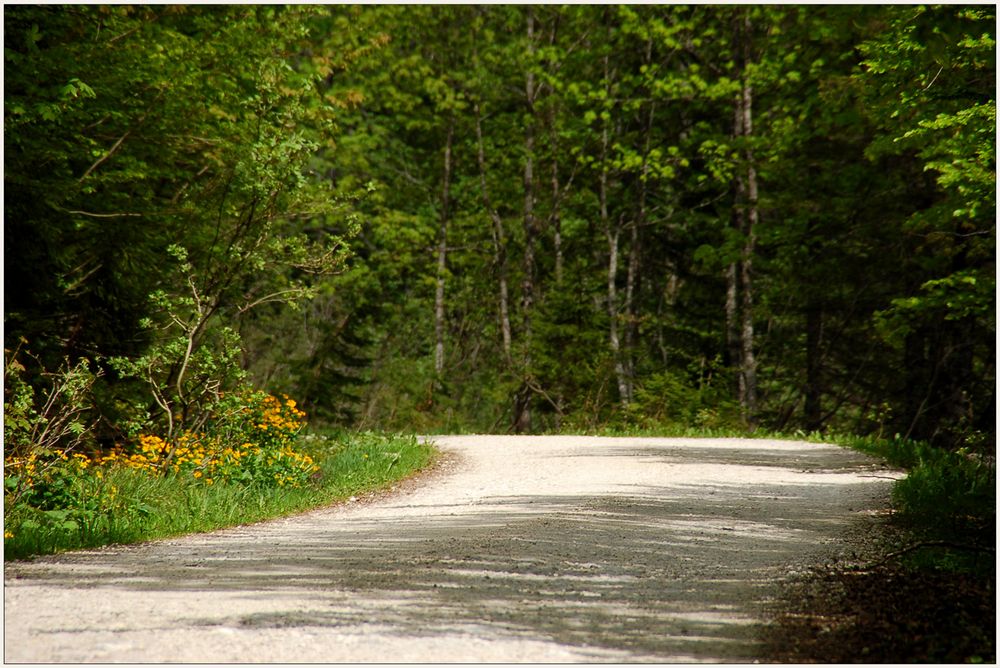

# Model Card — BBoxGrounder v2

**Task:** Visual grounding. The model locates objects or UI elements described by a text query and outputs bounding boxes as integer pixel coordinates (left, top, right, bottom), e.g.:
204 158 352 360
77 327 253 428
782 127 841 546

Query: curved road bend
4 435 901 663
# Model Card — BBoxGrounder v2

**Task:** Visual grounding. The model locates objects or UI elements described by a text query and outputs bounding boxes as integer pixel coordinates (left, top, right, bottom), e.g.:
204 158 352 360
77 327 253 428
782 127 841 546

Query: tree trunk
514 8 539 434
623 220 639 395
804 305 823 431
607 223 629 404
433 118 454 379
551 113 563 286
727 79 747 405
522 8 537 353
725 261 744 400
738 10 759 424
598 50 629 406
474 102 512 364
624 47 653 400
545 14 564 287
728 8 759 426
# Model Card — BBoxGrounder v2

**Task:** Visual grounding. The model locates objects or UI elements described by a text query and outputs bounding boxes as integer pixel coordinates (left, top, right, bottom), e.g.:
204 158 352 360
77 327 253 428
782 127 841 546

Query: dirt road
4 435 901 663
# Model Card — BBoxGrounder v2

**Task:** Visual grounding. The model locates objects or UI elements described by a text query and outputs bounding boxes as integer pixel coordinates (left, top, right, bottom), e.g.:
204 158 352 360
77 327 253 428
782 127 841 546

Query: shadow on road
9 440 895 662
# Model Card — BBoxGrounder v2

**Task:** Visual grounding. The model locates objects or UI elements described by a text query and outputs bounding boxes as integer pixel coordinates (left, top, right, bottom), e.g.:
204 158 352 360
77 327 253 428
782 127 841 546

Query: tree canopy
4 5 995 453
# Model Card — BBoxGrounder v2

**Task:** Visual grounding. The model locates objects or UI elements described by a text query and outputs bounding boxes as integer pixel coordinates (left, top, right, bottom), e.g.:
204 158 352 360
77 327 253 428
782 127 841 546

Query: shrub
3 343 101 460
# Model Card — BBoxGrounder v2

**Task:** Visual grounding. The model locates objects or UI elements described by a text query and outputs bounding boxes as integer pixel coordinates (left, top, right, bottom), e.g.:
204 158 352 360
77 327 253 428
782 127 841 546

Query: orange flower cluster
4 450 92 489
96 431 316 487
4 393 317 494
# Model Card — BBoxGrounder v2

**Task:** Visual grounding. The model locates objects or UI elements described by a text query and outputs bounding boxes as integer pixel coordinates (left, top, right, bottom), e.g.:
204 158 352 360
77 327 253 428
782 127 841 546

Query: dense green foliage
6 5 993 445
4 4 994 563
268 6 991 450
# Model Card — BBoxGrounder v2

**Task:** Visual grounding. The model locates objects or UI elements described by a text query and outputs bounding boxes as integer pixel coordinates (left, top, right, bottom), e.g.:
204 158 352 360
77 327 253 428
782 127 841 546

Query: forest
2 6 995 656
5 4 993 449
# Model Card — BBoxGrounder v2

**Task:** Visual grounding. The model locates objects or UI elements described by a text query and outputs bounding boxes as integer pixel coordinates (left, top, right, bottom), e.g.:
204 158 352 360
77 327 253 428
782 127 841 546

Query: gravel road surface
4 435 901 663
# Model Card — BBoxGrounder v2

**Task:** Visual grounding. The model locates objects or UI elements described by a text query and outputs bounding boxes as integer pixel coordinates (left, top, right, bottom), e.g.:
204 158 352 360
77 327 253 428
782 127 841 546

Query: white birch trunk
433 120 454 377
474 103 513 364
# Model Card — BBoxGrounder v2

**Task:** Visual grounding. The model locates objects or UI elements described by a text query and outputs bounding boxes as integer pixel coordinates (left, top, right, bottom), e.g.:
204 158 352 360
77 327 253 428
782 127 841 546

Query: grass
4 430 436 560
8 421 993 573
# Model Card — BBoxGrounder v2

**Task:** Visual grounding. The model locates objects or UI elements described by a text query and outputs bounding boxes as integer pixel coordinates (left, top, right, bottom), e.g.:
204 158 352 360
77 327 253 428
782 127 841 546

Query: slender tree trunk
544 7 563 286
728 9 759 426
623 45 654 400
551 113 563 286
805 305 823 431
738 10 759 423
514 8 538 434
623 220 639 395
544 10 564 426
725 261 744 399
607 223 629 404
433 118 454 379
522 9 537 354
727 80 747 404
474 102 512 364
597 50 629 406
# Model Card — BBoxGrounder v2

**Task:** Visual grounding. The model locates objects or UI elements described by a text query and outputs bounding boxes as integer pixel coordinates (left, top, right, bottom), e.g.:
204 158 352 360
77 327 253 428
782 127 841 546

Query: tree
858 5 995 447
5 6 352 443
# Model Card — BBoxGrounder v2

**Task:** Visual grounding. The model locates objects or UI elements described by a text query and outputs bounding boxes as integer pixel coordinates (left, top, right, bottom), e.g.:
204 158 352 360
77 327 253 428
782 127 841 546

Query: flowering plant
4 391 317 541
94 392 317 488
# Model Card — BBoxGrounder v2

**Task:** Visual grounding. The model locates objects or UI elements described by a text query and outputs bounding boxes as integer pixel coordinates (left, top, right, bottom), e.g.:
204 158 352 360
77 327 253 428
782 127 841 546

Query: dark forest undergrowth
763 553 995 663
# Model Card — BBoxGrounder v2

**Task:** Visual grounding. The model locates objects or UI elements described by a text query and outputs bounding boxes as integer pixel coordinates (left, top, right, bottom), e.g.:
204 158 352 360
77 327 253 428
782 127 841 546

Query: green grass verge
4 431 436 561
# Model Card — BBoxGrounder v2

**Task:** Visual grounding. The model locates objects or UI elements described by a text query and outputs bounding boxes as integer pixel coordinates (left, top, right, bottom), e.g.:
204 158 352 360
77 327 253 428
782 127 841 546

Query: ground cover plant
4 405 435 560
761 431 994 663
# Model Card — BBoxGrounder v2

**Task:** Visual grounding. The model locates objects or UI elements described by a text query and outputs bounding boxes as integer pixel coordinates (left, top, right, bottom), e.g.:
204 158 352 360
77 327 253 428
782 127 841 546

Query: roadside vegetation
763 431 994 663
4 423 435 560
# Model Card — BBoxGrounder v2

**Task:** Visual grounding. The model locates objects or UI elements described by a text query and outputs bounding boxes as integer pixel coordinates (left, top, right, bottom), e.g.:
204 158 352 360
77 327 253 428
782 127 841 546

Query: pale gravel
4 435 903 663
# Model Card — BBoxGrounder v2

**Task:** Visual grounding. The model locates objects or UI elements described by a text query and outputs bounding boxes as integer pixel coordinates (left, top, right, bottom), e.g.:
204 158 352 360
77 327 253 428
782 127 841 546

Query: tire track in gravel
4 435 902 663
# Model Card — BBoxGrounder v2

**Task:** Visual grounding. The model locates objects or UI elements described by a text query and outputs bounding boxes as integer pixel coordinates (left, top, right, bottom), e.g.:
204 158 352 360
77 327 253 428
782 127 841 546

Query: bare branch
79 89 164 182
237 288 310 315
79 129 132 182
64 209 144 218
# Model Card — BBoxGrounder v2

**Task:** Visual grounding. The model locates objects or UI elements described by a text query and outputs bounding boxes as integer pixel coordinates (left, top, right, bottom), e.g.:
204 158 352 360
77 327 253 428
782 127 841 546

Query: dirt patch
760 511 996 664
762 562 995 663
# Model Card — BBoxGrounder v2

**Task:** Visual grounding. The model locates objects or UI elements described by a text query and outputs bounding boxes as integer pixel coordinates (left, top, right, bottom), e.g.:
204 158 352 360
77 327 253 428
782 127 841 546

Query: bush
890 445 995 529
3 344 101 459
98 392 318 488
